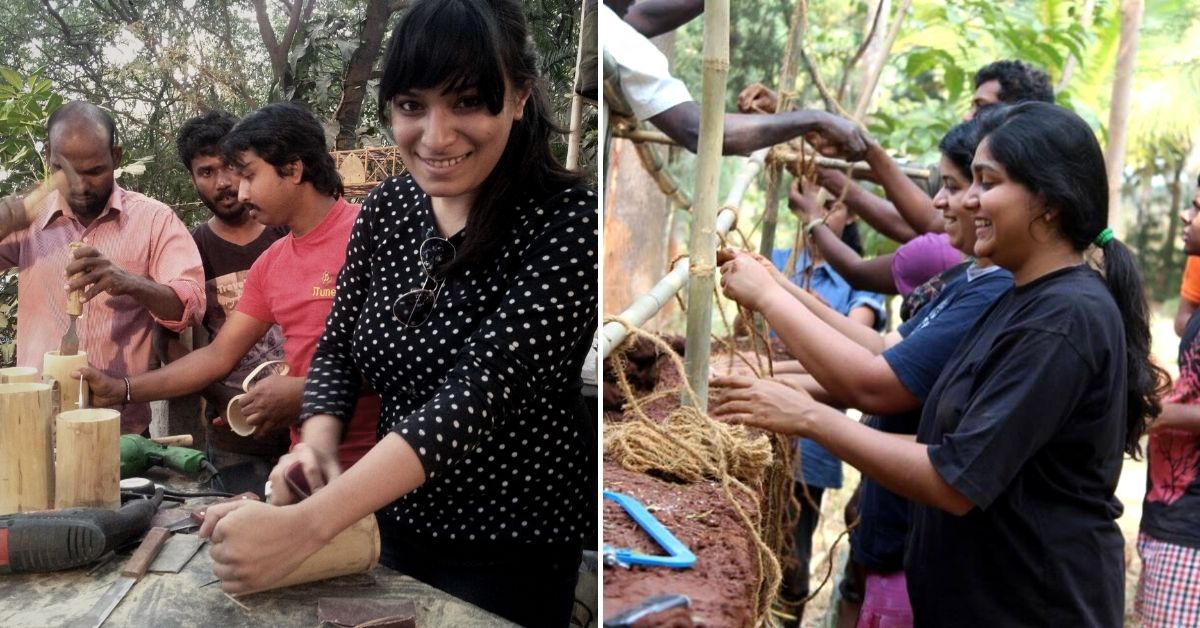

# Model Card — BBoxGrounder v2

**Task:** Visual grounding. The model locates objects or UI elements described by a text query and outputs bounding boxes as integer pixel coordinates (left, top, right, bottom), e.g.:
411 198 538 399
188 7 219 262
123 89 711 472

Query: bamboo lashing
600 148 767 359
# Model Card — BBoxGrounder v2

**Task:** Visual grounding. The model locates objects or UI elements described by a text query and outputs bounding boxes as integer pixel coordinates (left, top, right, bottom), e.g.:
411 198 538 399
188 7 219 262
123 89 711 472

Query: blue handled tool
603 490 696 569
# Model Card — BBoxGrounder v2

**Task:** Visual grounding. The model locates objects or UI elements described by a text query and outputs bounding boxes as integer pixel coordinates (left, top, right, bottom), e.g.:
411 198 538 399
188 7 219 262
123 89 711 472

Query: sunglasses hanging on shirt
393 229 456 327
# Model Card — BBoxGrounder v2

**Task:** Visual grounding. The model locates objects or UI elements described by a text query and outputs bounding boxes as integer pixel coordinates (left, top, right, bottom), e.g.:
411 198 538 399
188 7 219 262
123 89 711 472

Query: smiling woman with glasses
194 1 597 625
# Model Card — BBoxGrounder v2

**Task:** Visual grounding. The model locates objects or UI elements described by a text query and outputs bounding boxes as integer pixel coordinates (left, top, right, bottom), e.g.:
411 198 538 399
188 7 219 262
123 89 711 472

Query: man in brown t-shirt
169 111 288 492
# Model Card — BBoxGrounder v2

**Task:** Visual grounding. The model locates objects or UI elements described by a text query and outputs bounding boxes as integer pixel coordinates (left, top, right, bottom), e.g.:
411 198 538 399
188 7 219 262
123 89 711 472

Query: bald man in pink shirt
0 101 203 434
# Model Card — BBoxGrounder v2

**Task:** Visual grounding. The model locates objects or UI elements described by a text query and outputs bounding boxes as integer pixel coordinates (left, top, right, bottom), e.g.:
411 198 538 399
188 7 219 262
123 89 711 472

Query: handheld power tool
119 434 207 478
0 492 160 574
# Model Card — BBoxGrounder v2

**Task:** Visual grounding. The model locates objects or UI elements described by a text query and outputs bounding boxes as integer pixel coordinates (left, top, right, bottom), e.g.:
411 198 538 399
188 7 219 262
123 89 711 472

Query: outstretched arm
711 376 972 515
623 0 705 38
650 102 868 158
861 141 942 234
809 224 898 294
815 168 917 243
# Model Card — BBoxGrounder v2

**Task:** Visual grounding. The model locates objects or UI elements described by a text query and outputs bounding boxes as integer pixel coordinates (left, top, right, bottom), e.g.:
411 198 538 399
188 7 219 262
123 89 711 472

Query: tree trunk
252 0 317 98
334 0 402 149
1162 158 1184 294
1104 0 1144 237
1055 0 1097 92
852 0 911 120
603 139 674 324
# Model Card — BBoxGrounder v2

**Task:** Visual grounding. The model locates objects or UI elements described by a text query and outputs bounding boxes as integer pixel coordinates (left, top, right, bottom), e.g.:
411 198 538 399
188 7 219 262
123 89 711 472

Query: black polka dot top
302 172 597 547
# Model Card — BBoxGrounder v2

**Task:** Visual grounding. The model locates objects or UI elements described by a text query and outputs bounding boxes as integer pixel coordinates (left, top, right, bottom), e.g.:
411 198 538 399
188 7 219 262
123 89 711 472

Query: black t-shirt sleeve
927 327 1094 510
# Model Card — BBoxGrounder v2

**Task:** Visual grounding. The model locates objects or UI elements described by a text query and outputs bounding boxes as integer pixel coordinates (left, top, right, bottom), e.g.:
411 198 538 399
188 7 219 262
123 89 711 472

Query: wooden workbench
0 543 513 627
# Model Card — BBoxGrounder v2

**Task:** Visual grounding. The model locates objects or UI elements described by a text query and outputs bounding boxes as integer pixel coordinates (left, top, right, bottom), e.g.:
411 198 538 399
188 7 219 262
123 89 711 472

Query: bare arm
1176 298 1198 337
816 168 917 243
723 256 917 414
82 311 271 406
622 0 705 38
1151 402 1200 433
711 377 971 515
810 224 899 294
650 102 867 158
861 141 942 234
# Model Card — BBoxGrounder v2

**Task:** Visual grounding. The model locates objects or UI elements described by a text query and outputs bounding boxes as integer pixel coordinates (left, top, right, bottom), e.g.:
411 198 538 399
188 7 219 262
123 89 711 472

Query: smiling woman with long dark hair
713 102 1169 625
198 2 597 625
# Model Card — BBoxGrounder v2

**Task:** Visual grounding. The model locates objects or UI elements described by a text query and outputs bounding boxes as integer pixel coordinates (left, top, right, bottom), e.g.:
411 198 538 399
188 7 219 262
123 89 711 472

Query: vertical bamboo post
0 383 55 513
565 0 589 171
43 350 88 414
682 0 730 411
55 408 120 510
0 366 39 383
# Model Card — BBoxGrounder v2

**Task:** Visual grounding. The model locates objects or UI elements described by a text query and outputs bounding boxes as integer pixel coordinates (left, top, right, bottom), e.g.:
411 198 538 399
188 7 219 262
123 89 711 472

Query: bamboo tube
0 366 39 383
43 350 88 413
0 383 55 514
601 150 766 359
681 0 731 411
55 408 120 510
237 513 381 595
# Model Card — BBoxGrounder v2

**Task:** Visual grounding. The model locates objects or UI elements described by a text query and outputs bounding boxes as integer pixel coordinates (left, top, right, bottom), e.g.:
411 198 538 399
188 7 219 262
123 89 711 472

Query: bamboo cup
0 366 39 383
237 513 381 595
54 408 120 510
0 383 55 514
43 350 88 413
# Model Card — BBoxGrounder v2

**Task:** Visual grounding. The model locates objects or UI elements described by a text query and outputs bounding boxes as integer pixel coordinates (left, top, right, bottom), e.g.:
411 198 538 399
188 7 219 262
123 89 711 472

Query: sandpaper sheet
318 598 416 627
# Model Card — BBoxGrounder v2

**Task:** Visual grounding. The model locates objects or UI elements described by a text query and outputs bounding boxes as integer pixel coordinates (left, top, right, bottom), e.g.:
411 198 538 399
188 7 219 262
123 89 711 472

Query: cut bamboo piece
55 408 120 510
0 366 39 383
43 350 88 413
0 383 55 514
237 513 381 595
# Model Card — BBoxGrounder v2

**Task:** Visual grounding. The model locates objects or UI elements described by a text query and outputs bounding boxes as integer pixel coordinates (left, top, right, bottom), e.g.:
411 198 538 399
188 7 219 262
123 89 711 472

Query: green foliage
0 66 64 366
0 68 61 183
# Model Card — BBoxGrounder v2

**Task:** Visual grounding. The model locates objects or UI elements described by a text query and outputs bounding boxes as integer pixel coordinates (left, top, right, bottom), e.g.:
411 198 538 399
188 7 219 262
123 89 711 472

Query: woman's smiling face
389 83 530 211
965 138 1044 270
933 154 975 255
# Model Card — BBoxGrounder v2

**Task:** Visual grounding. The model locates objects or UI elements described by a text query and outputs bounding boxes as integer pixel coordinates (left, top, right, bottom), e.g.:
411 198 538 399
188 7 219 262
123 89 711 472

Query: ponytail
1095 237 1170 458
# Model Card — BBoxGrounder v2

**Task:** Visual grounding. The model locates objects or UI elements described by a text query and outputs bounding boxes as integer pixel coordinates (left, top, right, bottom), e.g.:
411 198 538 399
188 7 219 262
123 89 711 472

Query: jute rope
603 319 781 624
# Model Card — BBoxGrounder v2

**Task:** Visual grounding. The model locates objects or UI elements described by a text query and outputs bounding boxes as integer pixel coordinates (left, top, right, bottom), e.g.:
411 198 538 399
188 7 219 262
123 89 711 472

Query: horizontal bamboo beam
600 148 767 359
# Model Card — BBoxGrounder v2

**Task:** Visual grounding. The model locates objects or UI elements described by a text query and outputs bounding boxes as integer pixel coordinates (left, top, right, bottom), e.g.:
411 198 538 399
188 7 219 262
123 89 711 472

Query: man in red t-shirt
80 103 376 471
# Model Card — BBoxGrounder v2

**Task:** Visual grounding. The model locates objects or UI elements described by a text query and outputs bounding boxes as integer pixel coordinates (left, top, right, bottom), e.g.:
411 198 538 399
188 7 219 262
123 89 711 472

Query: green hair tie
1094 227 1114 247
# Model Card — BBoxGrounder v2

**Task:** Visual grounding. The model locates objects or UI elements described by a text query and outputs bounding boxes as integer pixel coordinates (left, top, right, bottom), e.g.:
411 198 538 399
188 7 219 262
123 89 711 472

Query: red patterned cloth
1136 532 1200 628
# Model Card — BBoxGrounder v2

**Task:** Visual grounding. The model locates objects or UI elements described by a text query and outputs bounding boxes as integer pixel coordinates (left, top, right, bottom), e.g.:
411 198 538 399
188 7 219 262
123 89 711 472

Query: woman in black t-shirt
714 103 1167 625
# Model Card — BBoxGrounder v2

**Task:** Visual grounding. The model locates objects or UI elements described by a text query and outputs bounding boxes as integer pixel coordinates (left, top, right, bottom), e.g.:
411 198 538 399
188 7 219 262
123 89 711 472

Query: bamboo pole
55 408 120 510
43 350 89 414
681 0 730 410
601 149 767 359
0 366 39 383
565 0 588 170
0 383 55 514
611 128 931 179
